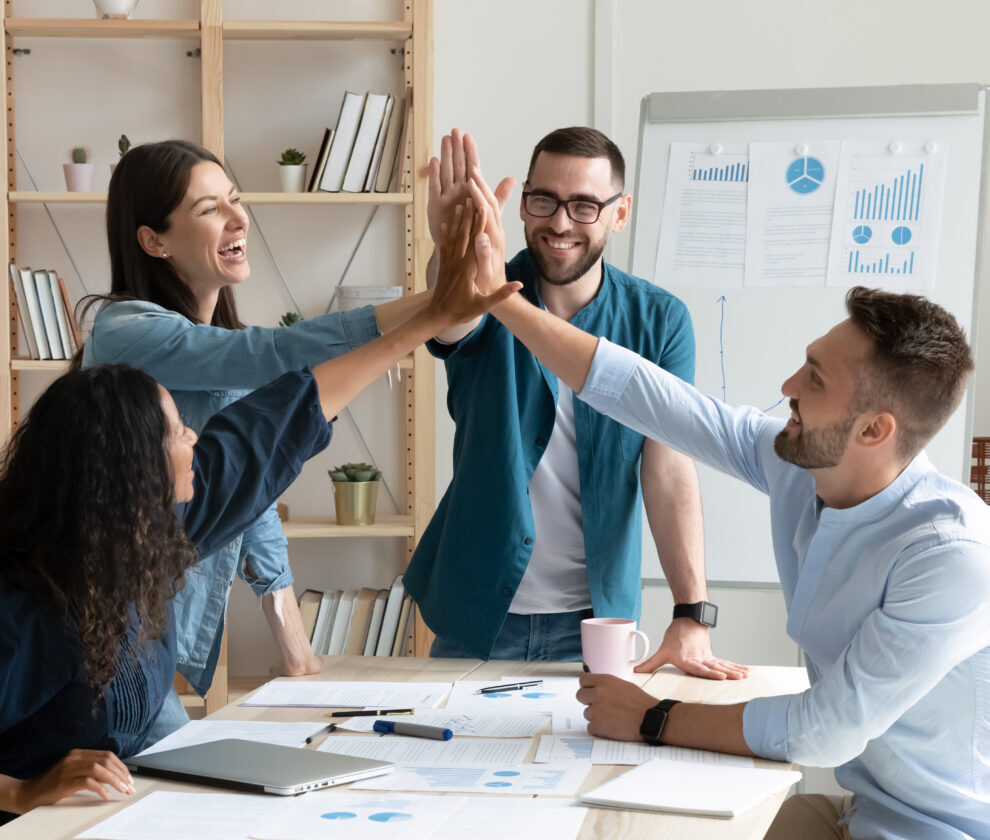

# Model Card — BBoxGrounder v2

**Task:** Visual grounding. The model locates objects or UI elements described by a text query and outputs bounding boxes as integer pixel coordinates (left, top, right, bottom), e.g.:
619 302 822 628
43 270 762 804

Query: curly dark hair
0 365 198 696
846 286 974 459
79 139 244 331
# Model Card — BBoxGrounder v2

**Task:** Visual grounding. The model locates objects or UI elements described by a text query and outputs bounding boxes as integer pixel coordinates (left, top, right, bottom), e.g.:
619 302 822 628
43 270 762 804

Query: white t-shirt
509 382 592 614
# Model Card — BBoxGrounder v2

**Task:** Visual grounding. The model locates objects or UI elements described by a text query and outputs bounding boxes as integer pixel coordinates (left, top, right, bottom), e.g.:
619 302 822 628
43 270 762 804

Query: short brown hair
845 286 973 459
526 127 625 190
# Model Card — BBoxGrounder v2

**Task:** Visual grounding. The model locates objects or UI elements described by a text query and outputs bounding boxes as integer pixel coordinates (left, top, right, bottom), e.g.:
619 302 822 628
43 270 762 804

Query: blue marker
373 720 453 741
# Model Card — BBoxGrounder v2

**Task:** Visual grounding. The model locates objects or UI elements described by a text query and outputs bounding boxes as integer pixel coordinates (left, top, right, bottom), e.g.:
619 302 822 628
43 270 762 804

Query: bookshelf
1 0 435 712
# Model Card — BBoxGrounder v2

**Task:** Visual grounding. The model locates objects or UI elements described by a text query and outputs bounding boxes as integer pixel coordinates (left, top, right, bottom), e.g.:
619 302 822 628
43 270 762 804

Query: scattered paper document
826 140 946 291
351 761 591 796
432 797 588 840
251 792 464 840
445 677 583 715
656 142 750 288
552 708 587 736
241 681 450 709
136 720 324 756
534 735 754 767
317 735 532 766
77 791 286 840
338 711 550 738
745 141 843 287
579 757 801 818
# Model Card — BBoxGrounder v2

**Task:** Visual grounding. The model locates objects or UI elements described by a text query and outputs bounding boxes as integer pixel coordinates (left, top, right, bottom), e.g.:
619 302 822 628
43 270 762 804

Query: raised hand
428 198 521 329
11 749 134 812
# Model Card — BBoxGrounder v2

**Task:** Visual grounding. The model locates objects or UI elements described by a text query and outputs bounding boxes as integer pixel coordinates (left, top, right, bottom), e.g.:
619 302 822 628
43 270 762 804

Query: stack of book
8 264 81 361
307 90 410 194
298 574 415 658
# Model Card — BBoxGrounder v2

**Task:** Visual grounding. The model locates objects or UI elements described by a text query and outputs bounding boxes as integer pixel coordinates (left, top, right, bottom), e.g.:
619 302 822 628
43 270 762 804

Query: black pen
325 707 416 718
474 680 544 694
305 723 336 744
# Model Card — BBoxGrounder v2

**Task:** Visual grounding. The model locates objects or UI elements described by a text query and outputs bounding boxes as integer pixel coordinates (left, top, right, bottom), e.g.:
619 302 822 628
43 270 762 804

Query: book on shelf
375 91 409 193
319 91 366 193
390 593 414 657
55 274 82 351
326 589 356 656
311 590 341 655
9 264 40 360
297 589 323 642
362 94 395 192
306 127 334 193
375 574 406 656
343 587 379 655
341 92 392 193
15 266 51 360
32 269 65 361
363 589 389 656
47 271 74 357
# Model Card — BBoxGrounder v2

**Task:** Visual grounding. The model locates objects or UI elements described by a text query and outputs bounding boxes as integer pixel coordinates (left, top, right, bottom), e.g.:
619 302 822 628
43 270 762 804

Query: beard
525 225 609 286
774 404 856 469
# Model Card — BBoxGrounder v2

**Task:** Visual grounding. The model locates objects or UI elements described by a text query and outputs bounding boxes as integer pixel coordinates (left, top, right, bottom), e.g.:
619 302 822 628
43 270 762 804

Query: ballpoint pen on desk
325 708 416 718
373 720 453 741
304 723 337 744
474 680 544 695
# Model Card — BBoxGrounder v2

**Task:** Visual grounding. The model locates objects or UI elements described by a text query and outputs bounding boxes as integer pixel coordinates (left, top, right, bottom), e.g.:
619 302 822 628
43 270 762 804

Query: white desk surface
2 657 809 840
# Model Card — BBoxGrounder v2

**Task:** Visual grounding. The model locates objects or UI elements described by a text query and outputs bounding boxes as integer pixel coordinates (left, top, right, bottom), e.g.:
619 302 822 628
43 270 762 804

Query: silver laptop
127 738 393 795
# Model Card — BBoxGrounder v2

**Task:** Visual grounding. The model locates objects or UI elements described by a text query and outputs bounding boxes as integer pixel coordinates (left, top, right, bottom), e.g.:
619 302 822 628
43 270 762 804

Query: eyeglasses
522 190 623 224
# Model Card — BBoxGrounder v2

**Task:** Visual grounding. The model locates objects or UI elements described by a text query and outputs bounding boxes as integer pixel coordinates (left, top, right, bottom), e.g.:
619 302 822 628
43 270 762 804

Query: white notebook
579 757 802 819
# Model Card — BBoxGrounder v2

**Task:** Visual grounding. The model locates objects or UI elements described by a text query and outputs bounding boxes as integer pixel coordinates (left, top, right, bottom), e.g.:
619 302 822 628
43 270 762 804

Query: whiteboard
630 85 989 584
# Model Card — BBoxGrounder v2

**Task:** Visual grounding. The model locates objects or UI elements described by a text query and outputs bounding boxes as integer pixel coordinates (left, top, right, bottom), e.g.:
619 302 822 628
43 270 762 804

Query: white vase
63 163 94 192
278 164 308 193
93 0 138 17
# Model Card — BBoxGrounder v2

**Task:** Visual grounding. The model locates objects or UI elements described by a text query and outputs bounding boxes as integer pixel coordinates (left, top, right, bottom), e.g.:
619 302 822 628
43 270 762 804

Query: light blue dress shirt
581 338 990 840
83 300 379 695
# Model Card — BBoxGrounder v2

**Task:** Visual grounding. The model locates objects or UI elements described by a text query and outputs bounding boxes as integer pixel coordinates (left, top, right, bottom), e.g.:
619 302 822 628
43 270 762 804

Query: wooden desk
2 657 808 840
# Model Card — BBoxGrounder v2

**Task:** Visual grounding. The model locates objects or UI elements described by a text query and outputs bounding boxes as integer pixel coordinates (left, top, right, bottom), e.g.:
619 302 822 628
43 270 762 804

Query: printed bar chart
852 162 924 222
846 249 915 276
691 161 750 182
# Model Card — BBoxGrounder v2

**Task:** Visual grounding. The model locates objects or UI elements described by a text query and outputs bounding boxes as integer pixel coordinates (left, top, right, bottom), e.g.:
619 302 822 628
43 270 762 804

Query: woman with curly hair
0 202 517 821
81 139 436 742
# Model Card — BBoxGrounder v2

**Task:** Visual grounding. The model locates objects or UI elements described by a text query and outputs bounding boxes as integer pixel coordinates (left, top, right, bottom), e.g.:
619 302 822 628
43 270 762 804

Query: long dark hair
82 139 244 329
0 365 198 694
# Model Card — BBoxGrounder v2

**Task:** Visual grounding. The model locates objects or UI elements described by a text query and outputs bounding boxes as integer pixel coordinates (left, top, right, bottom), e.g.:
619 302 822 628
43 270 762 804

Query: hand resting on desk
0 749 134 814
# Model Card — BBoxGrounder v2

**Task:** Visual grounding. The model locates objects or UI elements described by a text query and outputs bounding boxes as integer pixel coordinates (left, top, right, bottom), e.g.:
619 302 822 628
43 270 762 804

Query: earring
162 251 168 258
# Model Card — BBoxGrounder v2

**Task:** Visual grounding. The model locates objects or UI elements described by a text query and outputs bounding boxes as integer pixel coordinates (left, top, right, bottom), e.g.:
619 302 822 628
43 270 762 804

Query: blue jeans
430 608 593 661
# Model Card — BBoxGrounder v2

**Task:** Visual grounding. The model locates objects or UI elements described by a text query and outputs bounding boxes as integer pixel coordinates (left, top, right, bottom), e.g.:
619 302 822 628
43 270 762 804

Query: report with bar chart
827 142 947 291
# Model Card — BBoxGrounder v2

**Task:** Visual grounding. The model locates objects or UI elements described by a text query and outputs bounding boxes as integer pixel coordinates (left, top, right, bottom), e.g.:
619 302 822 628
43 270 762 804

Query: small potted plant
110 133 131 176
278 311 303 327
277 148 307 193
63 147 94 192
329 462 380 525
93 0 139 19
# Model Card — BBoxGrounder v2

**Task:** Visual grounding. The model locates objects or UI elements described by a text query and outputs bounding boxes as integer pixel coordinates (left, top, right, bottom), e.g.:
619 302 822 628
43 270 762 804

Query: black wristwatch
673 600 718 628
640 698 681 746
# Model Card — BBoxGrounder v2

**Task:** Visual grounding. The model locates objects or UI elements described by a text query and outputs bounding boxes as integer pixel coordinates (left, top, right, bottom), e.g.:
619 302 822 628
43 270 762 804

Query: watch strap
639 698 681 746
672 600 718 628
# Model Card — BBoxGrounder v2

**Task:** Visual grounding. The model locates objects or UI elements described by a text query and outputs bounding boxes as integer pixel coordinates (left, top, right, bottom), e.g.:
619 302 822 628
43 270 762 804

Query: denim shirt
83 300 379 694
581 338 990 840
403 250 695 658
0 369 331 825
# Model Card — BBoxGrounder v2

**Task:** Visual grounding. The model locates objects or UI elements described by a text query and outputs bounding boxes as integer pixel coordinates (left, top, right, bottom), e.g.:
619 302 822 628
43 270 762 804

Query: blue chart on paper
485 782 513 788
847 249 915 276
786 156 825 193
368 813 414 823
483 693 512 699
493 771 521 776
521 692 555 699
853 162 924 221
852 225 872 244
891 225 912 244
322 812 357 820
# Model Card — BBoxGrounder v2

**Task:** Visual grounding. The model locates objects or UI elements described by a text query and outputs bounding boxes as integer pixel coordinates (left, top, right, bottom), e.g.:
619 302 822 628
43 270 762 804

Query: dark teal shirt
404 250 695 658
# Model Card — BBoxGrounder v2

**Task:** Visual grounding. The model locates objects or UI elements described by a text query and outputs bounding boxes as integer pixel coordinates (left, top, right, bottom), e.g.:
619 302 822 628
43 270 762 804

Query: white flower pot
63 163 94 192
93 0 138 18
278 164 308 193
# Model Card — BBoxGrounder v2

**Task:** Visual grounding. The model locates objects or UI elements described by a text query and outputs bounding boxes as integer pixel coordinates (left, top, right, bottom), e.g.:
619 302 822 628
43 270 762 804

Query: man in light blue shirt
460 195 989 839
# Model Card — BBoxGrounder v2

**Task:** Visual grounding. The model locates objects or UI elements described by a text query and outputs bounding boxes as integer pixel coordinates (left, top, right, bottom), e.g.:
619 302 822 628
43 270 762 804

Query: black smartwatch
673 600 718 628
640 698 681 746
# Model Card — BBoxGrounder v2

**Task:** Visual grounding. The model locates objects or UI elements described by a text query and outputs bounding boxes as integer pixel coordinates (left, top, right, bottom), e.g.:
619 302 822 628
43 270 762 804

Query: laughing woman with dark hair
0 205 518 822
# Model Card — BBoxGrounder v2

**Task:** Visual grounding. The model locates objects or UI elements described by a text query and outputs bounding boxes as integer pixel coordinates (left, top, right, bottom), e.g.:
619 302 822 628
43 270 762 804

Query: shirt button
503 587 513 596
524 537 533 546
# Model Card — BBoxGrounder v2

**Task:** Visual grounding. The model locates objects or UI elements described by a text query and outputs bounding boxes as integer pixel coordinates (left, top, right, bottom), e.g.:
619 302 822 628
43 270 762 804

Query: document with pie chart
826 140 947 291
744 140 844 287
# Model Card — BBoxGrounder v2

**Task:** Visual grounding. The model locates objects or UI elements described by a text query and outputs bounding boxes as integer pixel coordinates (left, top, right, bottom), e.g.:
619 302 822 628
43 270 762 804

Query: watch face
700 601 718 627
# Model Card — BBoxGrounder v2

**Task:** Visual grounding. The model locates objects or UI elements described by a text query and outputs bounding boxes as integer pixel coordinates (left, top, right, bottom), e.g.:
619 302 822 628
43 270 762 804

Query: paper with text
533 735 754 766
432 797 588 840
317 735 531 766
351 761 591 796
338 711 550 738
241 681 450 709
135 720 325 756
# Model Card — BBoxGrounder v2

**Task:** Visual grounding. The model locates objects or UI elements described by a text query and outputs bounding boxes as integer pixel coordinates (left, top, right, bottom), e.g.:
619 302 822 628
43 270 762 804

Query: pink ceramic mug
580 618 650 680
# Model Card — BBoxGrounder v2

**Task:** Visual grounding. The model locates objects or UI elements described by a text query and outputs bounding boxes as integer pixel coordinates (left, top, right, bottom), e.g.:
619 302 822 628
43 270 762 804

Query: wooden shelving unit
2 1 435 712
